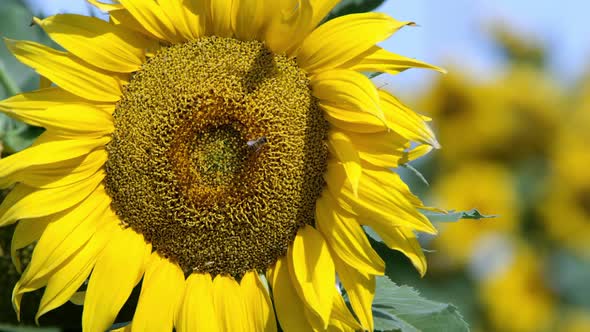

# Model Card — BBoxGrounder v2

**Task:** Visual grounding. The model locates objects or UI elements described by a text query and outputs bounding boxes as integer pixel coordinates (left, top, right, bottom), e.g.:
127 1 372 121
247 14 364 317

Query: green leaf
372 276 470 332
422 209 496 223
0 61 19 97
0 0 54 99
460 209 496 220
364 72 385 79
401 164 430 187
0 324 60 332
2 122 44 154
0 0 52 155
324 0 387 22
548 251 590 307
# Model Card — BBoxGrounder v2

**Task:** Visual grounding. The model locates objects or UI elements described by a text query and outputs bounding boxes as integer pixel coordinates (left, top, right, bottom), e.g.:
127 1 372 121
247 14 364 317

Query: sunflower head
0 0 442 330
104 35 328 277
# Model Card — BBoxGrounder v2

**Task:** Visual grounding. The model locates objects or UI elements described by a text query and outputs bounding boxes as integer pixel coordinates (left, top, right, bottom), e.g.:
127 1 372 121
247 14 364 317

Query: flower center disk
104 36 327 277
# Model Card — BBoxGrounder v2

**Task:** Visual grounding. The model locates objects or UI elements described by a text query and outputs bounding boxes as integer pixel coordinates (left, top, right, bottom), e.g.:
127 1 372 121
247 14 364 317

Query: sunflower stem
0 62 20 96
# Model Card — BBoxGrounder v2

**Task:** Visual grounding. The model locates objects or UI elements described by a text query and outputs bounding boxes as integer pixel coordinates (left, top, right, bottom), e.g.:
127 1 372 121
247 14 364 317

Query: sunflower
420 67 561 164
0 0 441 330
430 162 519 269
540 111 590 258
478 242 555 332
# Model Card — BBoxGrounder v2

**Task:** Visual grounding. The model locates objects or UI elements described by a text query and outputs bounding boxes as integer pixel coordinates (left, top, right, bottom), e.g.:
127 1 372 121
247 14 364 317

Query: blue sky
22 0 589 93
377 0 588 92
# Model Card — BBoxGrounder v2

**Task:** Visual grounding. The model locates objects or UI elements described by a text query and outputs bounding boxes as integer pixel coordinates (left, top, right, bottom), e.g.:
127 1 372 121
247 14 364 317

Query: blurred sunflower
540 106 590 258
430 162 519 268
0 0 442 330
561 310 590 332
479 242 555 332
421 67 561 164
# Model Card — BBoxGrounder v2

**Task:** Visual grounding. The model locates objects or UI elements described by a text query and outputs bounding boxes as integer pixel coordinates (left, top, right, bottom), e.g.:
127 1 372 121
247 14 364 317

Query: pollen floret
105 37 328 277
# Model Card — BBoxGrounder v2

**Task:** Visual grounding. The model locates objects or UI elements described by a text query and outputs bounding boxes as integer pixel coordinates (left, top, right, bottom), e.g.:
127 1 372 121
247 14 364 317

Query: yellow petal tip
431 138 442 149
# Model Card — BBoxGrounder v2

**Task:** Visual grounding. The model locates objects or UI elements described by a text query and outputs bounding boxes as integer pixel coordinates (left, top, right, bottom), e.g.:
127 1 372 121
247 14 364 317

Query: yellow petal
209 0 235 37
312 70 385 123
315 194 385 275
0 87 114 114
15 148 107 189
0 133 109 189
298 13 409 73
371 225 427 276
234 0 265 40
12 216 116 320
402 144 434 164
309 0 340 28
5 39 126 102
11 218 51 273
241 271 277 332
342 45 446 75
158 0 202 40
327 131 361 196
69 291 85 305
11 280 33 321
117 0 181 42
347 130 409 168
0 170 104 227
109 8 153 38
15 187 111 289
330 286 362 331
39 75 52 89
288 225 335 329
181 0 209 38
327 321 355 332
176 273 219 332
132 253 186 332
35 221 117 322
87 0 124 11
324 162 436 234
34 14 155 73
380 90 440 147
363 166 433 211
267 257 314 332
2 103 113 136
263 0 313 55
334 256 376 331
213 274 252 331
322 104 386 133
112 324 132 332
83 227 151 332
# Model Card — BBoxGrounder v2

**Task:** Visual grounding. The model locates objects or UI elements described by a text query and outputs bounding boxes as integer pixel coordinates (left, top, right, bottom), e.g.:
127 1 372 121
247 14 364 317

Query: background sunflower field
1 0 589 331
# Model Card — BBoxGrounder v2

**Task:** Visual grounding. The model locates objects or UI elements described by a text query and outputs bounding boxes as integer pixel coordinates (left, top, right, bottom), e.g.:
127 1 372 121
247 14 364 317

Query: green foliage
0 325 60 332
401 164 430 186
423 209 496 223
324 0 387 22
1 121 44 154
549 251 590 307
0 0 52 98
372 276 470 332
0 0 50 154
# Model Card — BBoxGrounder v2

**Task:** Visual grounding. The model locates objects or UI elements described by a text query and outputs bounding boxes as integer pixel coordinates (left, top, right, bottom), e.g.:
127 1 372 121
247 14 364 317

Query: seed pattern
104 37 328 277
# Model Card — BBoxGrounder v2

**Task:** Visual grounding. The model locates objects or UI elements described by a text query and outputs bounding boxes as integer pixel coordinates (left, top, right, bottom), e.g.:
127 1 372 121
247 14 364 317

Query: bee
247 136 268 158
193 261 215 272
